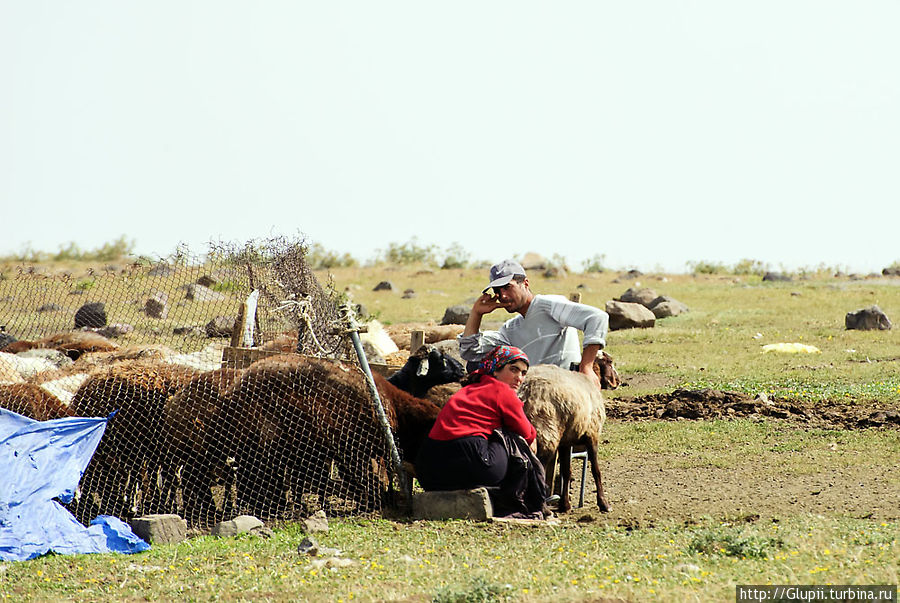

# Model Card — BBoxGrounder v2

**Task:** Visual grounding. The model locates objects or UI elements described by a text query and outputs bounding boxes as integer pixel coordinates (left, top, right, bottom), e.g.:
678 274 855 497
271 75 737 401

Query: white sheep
518 363 610 513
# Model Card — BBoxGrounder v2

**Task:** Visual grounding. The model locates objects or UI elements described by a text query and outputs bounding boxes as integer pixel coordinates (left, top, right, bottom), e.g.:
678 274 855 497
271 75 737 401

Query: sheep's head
593 351 620 390
389 345 465 398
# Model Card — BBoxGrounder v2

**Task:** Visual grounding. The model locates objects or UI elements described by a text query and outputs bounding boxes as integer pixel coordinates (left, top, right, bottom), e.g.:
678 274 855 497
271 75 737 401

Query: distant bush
441 242 471 269
375 237 439 266
687 260 728 275
582 253 607 273
732 259 769 275
306 242 358 269
1 236 136 263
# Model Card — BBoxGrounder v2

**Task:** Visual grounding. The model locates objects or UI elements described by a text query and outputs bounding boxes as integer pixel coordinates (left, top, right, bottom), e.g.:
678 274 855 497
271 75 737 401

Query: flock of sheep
0 327 614 526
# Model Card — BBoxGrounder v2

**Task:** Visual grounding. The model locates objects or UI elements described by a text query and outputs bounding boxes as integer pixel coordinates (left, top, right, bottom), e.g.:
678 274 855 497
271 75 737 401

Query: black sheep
387 344 465 398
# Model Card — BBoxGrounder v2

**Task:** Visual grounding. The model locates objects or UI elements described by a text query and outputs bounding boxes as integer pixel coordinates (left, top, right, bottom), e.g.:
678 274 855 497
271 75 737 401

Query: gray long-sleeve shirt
457 294 609 368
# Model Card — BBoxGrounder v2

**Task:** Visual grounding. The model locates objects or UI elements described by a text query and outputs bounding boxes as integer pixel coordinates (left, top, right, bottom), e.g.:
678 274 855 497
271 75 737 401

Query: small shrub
433 576 510 603
74 279 95 291
306 242 358 269
441 242 470 270
732 258 769 275
582 253 607 273
376 238 439 266
687 260 727 275
688 528 783 559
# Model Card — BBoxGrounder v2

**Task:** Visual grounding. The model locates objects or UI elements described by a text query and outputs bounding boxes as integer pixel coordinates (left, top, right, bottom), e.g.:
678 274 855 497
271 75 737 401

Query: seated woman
414 345 550 518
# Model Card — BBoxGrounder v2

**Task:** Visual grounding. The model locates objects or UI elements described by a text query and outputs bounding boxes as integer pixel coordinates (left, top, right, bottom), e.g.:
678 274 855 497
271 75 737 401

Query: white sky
2 2 898 273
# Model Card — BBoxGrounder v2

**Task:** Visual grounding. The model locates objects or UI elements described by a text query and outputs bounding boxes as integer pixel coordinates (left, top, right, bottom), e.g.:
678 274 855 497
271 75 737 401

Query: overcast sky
3 2 898 273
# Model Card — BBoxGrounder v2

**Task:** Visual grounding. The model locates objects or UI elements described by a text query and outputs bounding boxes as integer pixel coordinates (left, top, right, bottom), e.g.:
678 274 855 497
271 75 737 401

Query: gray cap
483 259 526 293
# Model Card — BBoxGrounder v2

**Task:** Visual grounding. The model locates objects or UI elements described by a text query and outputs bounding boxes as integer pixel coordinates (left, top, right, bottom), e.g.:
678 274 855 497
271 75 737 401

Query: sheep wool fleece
458 294 609 368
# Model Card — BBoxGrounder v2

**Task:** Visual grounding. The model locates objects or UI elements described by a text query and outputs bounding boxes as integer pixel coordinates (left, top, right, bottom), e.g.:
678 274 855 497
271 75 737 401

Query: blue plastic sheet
0 407 150 561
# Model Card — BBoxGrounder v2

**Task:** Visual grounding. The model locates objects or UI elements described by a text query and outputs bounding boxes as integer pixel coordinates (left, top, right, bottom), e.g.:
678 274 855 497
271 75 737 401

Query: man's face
493 278 529 313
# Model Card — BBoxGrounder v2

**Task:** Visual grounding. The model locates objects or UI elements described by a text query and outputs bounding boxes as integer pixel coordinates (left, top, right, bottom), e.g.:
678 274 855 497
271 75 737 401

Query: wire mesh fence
0 237 403 527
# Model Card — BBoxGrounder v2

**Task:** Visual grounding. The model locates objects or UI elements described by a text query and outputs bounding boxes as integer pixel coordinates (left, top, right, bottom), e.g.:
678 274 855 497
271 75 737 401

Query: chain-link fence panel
0 237 403 527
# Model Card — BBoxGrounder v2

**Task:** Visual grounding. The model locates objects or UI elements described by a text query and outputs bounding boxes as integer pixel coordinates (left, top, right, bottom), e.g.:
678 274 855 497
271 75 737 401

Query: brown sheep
69 360 199 523
0 383 74 421
159 367 244 526
208 353 439 519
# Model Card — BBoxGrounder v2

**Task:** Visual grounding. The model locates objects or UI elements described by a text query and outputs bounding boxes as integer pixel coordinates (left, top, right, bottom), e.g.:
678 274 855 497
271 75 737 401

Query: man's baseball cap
483 259 527 293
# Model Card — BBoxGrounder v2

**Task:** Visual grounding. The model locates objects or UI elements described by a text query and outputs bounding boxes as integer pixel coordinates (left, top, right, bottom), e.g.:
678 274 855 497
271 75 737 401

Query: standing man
458 259 610 390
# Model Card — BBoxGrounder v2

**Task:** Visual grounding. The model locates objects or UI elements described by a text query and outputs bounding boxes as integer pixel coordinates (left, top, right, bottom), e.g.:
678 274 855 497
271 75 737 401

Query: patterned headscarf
473 345 529 377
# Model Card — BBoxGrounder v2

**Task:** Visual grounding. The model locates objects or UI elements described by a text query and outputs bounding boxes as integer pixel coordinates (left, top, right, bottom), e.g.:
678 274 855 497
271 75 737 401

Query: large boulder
617 287 658 308
74 302 107 329
648 295 690 318
519 253 548 271
441 305 470 326
606 300 656 330
845 305 892 331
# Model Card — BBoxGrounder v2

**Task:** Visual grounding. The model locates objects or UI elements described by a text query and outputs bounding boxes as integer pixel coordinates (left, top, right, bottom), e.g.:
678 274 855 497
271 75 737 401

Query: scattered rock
95 323 134 338
129 514 187 544
36 303 62 313
649 297 690 318
302 510 329 533
186 284 226 302
762 272 792 282
617 287 658 307
297 537 319 556
145 291 169 319
197 275 218 288
543 266 567 278
606 300 656 330
173 325 205 337
440 305 470 326
402 289 416 299
205 315 237 337
845 305 892 331
74 302 107 329
373 281 394 292
212 515 265 538
519 253 548 271
882 267 900 277
147 264 174 277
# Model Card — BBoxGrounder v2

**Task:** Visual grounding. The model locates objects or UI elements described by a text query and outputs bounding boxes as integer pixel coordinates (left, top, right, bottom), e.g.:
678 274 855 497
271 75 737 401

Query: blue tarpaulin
0 407 150 561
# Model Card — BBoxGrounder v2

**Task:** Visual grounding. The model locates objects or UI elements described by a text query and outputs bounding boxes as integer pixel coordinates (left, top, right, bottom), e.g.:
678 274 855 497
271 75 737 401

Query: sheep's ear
416 356 430 377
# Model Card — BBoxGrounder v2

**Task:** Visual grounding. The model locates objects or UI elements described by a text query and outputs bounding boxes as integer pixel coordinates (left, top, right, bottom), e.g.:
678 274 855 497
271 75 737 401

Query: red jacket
428 375 537 444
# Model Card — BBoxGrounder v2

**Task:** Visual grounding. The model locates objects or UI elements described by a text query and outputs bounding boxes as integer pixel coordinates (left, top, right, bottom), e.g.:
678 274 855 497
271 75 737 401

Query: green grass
2 515 896 601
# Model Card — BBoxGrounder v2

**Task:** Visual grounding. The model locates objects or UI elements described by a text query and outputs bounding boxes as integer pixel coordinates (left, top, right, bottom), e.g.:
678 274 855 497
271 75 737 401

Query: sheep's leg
541 448 559 502
557 444 573 513
585 440 610 513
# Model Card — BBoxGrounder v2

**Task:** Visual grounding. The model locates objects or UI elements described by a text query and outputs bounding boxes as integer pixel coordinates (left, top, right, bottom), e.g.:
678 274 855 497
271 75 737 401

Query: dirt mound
609 388 900 430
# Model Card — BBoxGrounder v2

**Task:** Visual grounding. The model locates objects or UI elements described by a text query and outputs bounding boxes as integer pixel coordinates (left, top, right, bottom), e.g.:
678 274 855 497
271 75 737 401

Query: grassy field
2 263 898 601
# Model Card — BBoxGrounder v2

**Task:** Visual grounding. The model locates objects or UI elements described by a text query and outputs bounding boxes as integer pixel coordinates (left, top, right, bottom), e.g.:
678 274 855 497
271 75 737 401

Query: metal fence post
339 303 409 508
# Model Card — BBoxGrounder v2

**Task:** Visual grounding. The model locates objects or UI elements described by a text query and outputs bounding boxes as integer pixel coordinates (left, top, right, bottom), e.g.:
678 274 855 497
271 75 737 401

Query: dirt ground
562 383 900 527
